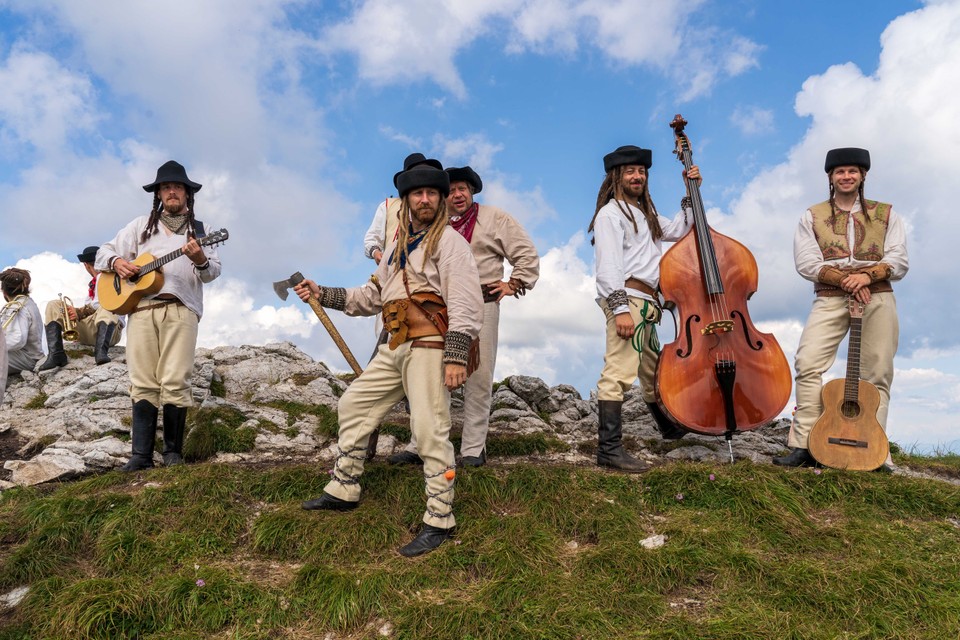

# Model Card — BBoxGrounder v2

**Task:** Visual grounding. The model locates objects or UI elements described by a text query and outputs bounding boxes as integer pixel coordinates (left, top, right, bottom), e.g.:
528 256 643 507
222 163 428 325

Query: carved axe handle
287 272 364 377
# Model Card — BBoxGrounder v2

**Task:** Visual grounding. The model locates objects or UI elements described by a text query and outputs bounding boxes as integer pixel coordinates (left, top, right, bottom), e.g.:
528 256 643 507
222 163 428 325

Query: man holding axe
291 165 483 557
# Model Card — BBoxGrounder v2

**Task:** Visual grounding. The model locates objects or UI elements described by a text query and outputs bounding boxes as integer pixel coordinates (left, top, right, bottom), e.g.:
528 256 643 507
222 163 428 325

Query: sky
1 0 958 453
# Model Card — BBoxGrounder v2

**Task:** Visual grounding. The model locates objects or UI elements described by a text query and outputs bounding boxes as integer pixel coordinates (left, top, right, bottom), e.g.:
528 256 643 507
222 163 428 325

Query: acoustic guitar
97 229 229 315
807 297 889 471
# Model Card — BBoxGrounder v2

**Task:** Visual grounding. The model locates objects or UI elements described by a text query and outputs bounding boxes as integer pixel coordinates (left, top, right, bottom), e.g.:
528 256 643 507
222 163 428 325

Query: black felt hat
603 145 653 172
76 246 99 263
445 166 483 194
142 160 202 192
824 148 871 173
392 153 444 188
396 166 450 198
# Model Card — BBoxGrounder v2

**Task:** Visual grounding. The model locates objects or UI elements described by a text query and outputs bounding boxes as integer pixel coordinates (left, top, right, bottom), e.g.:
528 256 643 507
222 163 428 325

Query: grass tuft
23 392 48 409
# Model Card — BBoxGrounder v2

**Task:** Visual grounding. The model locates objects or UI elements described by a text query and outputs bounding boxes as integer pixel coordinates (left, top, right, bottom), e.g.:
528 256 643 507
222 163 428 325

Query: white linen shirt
793 198 909 283
594 199 694 314
95 216 222 319
1 296 43 363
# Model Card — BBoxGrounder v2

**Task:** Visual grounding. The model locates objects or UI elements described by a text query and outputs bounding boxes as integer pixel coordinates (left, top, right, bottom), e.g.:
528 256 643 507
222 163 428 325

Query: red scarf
449 203 479 243
88 277 97 300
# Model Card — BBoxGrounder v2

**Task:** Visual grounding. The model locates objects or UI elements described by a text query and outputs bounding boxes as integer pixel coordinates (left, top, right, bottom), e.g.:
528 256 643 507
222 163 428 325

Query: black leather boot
597 400 650 473
162 404 188 466
38 322 68 371
121 400 158 471
772 447 814 467
94 322 116 365
646 402 688 440
301 492 359 511
398 524 453 557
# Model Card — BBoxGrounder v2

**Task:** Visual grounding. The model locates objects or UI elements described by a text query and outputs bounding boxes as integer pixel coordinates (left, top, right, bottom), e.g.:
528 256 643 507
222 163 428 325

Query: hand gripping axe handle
273 271 363 376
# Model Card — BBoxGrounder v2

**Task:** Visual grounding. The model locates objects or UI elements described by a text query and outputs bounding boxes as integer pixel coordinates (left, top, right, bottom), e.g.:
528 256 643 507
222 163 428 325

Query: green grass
261 400 339 438
1 461 959 639
182 406 257 462
23 393 48 410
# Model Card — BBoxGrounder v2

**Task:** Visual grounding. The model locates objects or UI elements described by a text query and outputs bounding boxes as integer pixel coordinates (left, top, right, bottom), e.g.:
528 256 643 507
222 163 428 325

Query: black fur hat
445 166 483 194
603 145 653 172
824 148 870 173
396 166 450 198
393 153 443 188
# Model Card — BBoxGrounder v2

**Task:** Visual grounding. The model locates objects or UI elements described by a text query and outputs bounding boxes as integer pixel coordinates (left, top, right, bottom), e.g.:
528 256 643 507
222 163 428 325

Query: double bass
656 115 791 451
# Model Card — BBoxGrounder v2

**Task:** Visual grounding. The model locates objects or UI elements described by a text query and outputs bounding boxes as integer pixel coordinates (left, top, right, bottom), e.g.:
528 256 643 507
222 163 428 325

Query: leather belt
411 340 444 350
625 278 658 299
814 281 893 297
131 298 184 314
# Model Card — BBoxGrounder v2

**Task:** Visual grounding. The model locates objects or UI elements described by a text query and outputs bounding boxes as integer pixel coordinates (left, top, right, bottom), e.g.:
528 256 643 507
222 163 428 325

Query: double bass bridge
701 319 734 335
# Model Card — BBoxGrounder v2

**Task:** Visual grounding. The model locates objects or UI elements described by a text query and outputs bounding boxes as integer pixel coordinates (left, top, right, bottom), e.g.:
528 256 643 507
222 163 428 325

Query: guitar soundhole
841 401 861 419
129 274 140 284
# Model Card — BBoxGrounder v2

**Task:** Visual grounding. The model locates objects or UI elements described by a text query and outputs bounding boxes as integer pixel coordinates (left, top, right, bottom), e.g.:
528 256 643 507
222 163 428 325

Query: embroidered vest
810 199 891 261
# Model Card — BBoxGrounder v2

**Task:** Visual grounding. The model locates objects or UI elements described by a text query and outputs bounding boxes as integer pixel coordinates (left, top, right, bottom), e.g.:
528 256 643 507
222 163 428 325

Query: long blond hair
392 196 450 272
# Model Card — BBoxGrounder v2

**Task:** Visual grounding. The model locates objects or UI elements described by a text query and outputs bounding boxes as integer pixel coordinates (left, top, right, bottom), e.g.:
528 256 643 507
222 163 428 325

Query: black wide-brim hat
445 166 483 194
142 160 203 192
76 245 100 263
396 166 450 198
392 153 444 189
604 145 653 172
824 148 870 173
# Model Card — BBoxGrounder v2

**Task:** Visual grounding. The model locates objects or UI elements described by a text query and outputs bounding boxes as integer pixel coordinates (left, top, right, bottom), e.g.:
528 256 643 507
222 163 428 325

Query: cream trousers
326 337 457 529
597 296 661 404
789 292 898 449
125 303 199 408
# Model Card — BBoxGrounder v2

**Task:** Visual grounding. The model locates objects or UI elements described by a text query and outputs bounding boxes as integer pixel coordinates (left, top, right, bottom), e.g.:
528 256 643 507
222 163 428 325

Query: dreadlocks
587 165 663 246
140 189 199 242
0 268 31 298
392 197 450 273
828 168 870 223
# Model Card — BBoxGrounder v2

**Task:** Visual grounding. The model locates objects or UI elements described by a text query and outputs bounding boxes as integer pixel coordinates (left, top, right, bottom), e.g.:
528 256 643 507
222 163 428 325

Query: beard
411 203 439 227
162 198 185 214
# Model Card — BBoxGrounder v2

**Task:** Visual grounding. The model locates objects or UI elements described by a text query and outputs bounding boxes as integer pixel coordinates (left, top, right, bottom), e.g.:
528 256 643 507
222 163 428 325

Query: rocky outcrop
0 342 793 489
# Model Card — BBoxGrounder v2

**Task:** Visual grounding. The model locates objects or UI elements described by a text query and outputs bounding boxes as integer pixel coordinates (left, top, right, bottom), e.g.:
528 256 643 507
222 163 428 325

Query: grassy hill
1 456 959 639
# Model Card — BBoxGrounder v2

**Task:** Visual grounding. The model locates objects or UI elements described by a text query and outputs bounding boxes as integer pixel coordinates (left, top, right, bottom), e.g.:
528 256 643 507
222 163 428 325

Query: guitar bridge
827 437 868 449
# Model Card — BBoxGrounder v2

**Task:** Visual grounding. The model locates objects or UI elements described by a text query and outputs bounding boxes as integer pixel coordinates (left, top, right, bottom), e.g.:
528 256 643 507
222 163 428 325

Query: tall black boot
121 400 158 471
38 322 68 371
597 400 649 473
162 404 188 466
646 402 688 440
94 322 116 365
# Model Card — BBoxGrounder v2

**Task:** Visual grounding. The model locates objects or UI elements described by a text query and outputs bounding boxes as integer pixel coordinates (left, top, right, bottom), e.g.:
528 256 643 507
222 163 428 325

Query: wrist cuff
319 287 347 311
444 330 472 366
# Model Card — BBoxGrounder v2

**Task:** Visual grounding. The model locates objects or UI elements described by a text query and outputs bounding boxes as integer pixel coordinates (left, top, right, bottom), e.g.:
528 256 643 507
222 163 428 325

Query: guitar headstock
847 296 866 319
200 228 229 248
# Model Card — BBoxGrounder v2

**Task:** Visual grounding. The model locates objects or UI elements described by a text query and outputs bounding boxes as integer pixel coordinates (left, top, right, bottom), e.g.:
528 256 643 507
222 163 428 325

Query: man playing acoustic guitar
96 160 222 471
774 147 909 467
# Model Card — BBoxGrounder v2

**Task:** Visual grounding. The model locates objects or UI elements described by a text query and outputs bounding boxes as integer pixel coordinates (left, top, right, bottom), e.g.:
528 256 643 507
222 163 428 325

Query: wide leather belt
382 298 444 349
814 281 893 297
625 278 658 299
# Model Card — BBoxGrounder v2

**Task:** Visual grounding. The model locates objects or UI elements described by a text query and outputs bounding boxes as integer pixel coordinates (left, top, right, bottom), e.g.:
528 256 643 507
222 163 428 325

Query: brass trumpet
59 293 80 341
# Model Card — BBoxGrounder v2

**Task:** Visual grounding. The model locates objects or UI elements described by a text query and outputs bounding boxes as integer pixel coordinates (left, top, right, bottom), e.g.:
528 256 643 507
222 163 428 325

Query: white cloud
730 105 775 135
0 48 99 154
318 0 759 100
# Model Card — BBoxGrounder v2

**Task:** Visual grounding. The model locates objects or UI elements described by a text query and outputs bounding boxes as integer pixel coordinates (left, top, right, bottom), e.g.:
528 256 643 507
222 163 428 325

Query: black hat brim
825 148 871 173
445 166 482 194
604 146 653 172
396 167 450 198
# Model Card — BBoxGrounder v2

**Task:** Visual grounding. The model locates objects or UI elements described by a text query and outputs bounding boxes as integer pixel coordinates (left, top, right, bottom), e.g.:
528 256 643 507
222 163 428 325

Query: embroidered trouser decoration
424 465 456 521
631 300 662 379
330 445 367 487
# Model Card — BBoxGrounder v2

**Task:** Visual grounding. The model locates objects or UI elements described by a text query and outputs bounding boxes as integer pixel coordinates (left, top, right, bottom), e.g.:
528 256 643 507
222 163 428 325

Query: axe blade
272 271 305 301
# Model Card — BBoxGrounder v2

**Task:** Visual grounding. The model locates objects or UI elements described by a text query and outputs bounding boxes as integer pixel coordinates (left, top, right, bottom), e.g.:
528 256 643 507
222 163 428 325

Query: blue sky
2 0 958 453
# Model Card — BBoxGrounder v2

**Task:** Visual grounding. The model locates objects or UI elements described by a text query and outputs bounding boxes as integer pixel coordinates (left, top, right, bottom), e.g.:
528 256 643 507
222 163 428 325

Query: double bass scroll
655 115 792 440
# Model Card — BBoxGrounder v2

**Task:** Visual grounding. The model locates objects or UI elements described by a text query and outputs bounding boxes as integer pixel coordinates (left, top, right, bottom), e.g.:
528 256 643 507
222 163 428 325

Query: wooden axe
273 271 379 461
272 271 363 376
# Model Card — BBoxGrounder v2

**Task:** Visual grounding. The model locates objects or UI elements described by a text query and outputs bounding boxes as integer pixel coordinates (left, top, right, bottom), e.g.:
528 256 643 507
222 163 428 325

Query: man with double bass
774 148 908 467
589 145 699 473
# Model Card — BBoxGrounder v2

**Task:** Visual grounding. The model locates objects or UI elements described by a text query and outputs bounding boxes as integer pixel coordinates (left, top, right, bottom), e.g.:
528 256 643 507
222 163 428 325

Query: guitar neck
844 315 863 404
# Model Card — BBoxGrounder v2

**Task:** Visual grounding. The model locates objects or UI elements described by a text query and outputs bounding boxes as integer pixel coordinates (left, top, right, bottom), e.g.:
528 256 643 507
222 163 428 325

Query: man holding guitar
774 148 909 467
96 160 223 471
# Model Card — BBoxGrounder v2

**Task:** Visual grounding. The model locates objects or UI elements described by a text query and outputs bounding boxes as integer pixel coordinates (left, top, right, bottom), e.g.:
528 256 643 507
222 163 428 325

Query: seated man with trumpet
39 245 123 371
1 268 44 376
